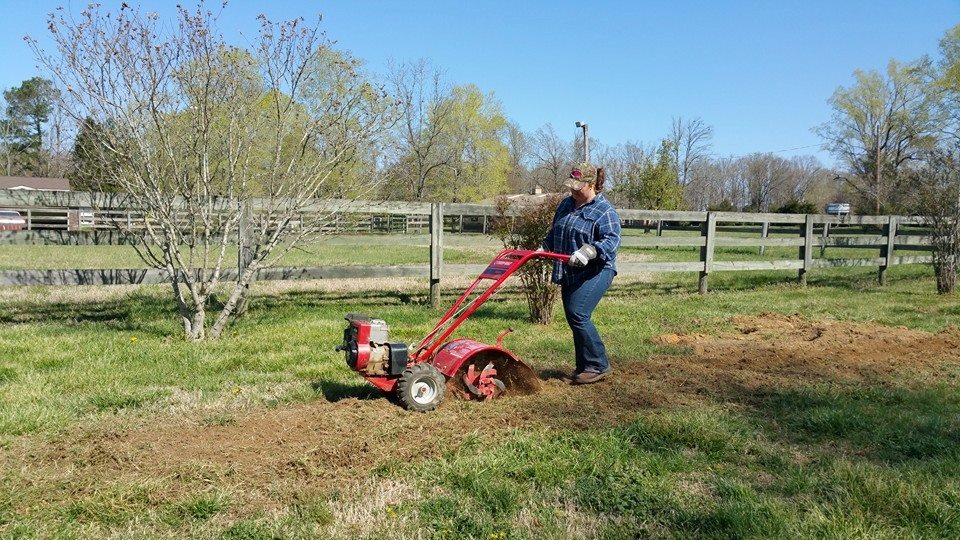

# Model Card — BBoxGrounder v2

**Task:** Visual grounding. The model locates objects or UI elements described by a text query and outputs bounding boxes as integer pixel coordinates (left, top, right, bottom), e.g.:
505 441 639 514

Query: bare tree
41 100 73 178
0 99 15 176
670 116 714 188
385 59 455 201
685 159 723 211
529 123 574 192
742 153 792 212
31 3 396 340
915 149 960 293
504 121 528 193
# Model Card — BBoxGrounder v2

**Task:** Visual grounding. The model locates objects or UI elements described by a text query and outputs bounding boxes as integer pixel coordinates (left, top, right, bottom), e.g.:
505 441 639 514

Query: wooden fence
0 189 934 296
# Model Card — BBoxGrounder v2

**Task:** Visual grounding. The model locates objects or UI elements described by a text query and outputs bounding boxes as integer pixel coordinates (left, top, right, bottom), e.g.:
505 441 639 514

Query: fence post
26 209 32 230
879 215 898 285
430 202 443 308
759 221 769 256
819 222 830 257
698 212 716 294
798 215 814 286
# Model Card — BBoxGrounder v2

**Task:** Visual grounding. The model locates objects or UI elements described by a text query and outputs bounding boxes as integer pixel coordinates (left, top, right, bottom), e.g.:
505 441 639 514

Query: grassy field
0 237 501 269
1 261 959 538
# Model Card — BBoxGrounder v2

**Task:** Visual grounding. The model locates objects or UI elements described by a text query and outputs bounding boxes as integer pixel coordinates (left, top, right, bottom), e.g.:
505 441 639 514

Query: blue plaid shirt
543 194 621 285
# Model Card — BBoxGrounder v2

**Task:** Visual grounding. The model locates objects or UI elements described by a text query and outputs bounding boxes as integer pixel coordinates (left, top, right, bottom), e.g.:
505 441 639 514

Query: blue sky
1 0 957 167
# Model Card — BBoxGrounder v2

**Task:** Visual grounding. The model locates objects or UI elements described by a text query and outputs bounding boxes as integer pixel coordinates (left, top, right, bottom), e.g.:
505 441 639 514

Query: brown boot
571 370 610 385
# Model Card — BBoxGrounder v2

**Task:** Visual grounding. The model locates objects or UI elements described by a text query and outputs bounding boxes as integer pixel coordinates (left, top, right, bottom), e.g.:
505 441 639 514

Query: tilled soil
7 313 960 508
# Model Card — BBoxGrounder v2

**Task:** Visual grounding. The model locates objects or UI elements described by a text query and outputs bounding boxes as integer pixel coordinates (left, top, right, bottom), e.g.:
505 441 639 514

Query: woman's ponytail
595 167 605 192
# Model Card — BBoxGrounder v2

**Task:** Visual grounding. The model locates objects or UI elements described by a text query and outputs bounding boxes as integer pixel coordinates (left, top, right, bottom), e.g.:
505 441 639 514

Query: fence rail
0 189 936 293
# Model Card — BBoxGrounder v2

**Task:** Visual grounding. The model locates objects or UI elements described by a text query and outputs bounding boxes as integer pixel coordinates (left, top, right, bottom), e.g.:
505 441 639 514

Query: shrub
775 199 820 214
915 150 960 294
491 194 564 324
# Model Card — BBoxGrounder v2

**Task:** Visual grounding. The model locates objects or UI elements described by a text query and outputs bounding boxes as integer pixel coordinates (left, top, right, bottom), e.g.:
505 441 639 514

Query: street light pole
575 121 589 163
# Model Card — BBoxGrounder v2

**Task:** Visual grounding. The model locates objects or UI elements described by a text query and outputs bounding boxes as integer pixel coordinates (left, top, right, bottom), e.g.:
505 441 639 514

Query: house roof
0 176 71 191
479 191 562 206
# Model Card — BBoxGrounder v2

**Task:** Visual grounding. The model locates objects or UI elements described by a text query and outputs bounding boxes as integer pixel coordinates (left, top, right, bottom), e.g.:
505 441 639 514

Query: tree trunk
209 266 258 339
934 259 957 294
190 308 206 340
520 264 558 325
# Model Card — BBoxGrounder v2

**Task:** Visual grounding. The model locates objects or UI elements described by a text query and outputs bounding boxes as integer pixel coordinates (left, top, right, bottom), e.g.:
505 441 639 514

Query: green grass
400 404 960 538
0 258 958 538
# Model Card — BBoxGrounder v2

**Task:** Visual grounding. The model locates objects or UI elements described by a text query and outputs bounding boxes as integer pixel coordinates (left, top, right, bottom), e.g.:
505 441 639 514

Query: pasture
1 250 959 538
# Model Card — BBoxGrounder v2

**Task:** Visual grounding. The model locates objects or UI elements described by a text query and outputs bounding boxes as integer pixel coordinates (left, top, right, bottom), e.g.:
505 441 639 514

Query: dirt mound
11 314 960 505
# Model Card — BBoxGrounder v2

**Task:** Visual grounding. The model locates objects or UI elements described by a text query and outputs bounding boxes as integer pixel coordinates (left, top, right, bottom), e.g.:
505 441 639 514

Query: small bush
491 194 564 324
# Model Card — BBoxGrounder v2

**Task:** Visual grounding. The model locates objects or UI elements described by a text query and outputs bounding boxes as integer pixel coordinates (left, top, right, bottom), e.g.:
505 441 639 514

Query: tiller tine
463 362 505 401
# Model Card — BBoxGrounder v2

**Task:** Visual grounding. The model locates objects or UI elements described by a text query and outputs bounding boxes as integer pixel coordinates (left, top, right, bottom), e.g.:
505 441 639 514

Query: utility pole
576 121 589 163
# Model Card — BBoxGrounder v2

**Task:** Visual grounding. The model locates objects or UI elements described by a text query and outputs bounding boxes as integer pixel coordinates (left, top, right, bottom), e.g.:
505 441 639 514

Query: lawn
1 262 958 538
0 234 503 270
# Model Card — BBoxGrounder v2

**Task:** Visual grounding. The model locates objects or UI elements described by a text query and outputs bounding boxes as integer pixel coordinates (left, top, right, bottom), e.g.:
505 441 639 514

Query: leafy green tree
935 24 960 145
385 79 510 203
2 77 59 175
431 85 510 202
817 60 942 214
616 140 685 210
70 117 126 191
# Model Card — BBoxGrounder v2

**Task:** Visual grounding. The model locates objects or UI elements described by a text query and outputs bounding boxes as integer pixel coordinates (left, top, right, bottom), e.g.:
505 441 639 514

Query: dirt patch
650 312 960 393
7 313 960 507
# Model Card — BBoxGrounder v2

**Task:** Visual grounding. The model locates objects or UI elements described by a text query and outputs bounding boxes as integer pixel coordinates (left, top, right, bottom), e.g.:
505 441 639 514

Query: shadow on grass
310 379 386 403
0 296 172 335
732 382 960 464
537 367 571 381
254 288 427 310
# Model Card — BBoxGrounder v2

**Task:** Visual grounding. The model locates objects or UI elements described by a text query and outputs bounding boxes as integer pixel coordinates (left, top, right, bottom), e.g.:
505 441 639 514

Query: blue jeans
561 268 614 374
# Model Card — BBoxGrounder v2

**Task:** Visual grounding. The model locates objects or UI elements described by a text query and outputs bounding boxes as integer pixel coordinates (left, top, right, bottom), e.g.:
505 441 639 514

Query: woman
543 162 621 385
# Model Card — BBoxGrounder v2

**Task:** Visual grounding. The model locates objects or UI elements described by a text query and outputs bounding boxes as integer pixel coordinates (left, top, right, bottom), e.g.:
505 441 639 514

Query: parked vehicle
0 210 25 231
79 208 95 227
824 202 851 216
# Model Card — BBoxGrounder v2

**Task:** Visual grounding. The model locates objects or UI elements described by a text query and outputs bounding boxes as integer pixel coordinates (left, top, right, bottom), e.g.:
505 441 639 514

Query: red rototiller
336 249 568 411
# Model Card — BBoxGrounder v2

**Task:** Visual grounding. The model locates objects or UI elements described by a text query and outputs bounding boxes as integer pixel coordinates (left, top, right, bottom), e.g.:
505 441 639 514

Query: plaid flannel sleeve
593 207 621 261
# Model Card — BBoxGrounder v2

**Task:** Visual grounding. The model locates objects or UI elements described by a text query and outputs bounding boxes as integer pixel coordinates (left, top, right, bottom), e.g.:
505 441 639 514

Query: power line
766 143 826 154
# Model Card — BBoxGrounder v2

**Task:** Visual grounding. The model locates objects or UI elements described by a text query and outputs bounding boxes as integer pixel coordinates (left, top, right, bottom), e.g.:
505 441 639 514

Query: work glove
568 244 597 267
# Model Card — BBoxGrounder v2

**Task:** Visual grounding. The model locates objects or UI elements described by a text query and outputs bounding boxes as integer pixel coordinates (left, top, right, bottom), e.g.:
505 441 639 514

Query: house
463 185 559 233
0 176 71 191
